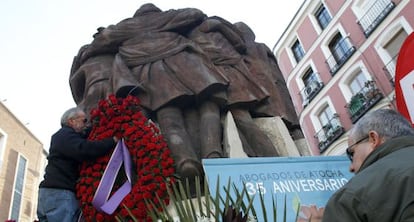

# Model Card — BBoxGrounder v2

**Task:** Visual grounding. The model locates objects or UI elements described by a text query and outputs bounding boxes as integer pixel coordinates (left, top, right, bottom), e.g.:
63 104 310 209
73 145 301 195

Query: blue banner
202 156 354 221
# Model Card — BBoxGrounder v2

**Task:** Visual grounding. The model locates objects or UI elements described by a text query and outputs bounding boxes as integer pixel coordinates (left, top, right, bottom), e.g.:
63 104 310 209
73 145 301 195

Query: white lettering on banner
244 178 349 195
245 182 266 195
239 170 345 182
400 70 414 124
271 178 348 194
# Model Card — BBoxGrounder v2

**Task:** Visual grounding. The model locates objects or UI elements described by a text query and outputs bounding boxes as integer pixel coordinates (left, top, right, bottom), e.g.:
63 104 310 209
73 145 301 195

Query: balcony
357 0 395 38
345 80 383 123
315 114 345 153
300 75 324 107
382 54 398 86
326 37 356 75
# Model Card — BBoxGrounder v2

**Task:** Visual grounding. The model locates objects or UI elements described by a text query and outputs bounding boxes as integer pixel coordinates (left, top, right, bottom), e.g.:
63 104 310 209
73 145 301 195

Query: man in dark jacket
37 107 118 222
322 109 414 222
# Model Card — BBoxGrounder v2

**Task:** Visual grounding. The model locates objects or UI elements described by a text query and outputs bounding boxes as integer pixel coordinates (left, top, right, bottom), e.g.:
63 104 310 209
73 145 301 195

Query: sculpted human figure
72 3 232 181
70 47 115 116
79 3 207 64
234 22 303 140
70 47 143 118
119 7 232 171
188 16 279 157
70 4 305 184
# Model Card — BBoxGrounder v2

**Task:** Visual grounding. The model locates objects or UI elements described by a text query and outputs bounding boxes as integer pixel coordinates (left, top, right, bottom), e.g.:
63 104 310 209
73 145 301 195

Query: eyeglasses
346 136 369 161
73 116 87 123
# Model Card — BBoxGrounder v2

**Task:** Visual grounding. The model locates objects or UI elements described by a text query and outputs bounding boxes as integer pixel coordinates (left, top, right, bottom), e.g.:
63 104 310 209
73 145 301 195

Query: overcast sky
0 0 303 149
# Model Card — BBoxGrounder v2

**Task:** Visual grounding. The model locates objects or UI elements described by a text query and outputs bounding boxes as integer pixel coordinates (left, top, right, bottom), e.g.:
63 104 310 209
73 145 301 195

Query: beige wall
0 102 47 221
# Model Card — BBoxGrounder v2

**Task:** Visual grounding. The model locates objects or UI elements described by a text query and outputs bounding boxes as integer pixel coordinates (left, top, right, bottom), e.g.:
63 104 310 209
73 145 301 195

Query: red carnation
76 95 175 221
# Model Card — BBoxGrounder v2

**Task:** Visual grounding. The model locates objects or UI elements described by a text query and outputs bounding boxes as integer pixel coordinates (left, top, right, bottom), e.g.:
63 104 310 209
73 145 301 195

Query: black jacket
39 126 115 192
323 136 414 221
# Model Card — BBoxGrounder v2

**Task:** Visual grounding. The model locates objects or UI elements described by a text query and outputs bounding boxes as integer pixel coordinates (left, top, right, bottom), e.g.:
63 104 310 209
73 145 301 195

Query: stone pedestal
254 116 300 157
223 111 248 158
163 113 310 221
223 111 307 157
294 138 312 156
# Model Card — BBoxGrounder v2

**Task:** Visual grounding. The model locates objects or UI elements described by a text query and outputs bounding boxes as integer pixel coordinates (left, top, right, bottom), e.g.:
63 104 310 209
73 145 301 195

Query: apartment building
0 101 47 221
273 0 413 155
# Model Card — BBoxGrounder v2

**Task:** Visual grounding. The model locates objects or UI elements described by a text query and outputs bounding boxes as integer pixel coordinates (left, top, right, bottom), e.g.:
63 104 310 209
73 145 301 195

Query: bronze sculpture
70 3 302 182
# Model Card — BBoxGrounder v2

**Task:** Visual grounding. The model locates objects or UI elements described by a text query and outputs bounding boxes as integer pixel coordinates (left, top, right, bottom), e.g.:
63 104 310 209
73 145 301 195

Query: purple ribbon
92 139 132 214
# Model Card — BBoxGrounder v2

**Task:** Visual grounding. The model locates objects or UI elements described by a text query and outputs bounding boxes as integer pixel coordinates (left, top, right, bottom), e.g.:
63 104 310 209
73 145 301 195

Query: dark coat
39 126 115 192
322 136 414 222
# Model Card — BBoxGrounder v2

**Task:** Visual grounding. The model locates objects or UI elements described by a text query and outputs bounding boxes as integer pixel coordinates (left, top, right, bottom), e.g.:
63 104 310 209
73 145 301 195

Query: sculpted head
133 3 162 17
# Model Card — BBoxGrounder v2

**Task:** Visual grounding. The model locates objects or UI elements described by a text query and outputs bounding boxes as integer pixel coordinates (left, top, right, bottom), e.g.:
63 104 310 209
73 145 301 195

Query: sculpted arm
198 17 246 53
161 8 207 32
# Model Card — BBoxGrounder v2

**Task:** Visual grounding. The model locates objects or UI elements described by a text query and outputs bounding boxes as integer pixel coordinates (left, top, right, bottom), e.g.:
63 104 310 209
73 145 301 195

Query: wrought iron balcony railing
345 80 383 123
314 114 345 153
326 37 356 75
357 0 395 37
300 74 324 107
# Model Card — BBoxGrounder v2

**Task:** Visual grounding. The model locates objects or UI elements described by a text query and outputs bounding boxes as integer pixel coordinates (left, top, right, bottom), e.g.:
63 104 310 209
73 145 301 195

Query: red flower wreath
76 95 176 221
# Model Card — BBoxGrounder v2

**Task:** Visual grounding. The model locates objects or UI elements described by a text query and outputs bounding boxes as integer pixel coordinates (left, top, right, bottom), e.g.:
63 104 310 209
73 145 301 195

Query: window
316 105 343 151
329 33 350 62
356 0 395 37
292 39 305 62
315 4 332 30
318 106 334 129
349 72 368 95
374 16 412 87
345 69 383 122
383 29 408 79
301 68 323 104
303 69 318 87
326 32 355 74
10 155 27 220
384 29 407 56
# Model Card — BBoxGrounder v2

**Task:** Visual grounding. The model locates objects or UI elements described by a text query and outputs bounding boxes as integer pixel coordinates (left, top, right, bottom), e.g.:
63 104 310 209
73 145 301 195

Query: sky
0 0 303 150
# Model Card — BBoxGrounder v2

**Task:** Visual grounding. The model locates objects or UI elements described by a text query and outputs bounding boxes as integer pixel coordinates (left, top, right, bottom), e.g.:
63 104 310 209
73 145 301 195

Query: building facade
0 101 47 221
273 0 413 155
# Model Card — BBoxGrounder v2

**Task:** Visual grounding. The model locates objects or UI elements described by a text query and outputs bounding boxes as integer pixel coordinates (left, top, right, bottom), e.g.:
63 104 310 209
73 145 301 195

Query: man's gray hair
61 107 83 127
350 109 414 141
